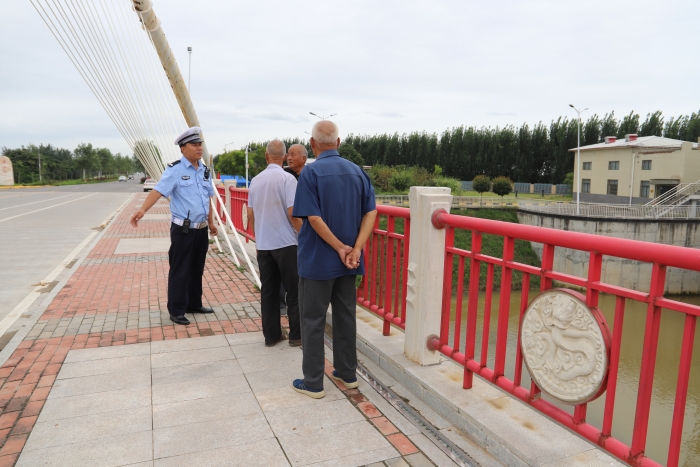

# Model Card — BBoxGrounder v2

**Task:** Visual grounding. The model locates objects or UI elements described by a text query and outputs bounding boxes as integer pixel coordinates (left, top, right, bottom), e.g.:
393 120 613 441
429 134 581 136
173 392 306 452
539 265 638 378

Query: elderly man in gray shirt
247 140 302 346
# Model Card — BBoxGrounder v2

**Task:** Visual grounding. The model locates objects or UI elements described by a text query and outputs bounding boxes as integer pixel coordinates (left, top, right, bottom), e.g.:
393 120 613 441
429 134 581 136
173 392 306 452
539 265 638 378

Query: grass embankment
6 177 120 188
374 208 540 293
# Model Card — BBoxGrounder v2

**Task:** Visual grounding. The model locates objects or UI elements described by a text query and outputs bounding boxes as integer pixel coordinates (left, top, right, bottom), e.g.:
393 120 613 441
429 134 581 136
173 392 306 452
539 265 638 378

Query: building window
607 180 618 195
583 162 592 170
582 179 591 193
608 161 619 170
640 181 650 198
642 160 652 170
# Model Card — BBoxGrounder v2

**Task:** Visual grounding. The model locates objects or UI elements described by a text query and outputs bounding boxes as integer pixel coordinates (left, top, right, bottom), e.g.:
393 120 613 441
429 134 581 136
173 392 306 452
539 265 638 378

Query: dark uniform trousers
168 223 209 317
257 245 300 344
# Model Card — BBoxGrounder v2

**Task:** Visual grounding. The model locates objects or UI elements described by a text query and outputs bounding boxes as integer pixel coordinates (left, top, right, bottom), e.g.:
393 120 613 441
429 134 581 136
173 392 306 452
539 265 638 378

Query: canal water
448 291 700 467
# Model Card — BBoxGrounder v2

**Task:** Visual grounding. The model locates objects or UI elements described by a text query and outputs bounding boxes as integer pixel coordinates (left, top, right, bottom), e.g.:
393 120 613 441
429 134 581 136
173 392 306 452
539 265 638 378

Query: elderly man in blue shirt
130 127 218 326
292 120 377 399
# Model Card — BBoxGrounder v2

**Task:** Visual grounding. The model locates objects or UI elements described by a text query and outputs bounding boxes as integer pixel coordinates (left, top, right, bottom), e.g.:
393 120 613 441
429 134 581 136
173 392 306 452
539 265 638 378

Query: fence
376 195 552 209
356 206 411 334
518 200 700 220
228 187 255 241
425 209 699 467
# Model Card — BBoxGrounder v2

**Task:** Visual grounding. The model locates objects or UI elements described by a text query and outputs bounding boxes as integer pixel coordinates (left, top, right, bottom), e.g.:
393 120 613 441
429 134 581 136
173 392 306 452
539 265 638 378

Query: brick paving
0 193 433 466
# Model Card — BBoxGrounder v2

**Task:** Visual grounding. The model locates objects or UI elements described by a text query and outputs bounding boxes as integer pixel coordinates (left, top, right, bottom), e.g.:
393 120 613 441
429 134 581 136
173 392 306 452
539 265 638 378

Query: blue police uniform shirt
293 150 376 280
154 156 215 224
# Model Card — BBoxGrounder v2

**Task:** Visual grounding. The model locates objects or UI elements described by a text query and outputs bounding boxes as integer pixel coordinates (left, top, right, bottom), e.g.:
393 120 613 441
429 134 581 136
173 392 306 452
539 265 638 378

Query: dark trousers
257 246 300 343
167 224 209 317
299 275 357 390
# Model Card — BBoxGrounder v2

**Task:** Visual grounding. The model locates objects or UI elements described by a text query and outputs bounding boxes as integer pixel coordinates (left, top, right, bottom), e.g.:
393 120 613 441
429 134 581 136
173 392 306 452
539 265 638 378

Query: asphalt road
0 179 144 322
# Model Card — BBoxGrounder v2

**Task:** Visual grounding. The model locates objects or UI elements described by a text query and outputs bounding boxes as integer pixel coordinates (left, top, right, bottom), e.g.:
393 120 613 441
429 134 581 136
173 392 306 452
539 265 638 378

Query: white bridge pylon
30 0 258 284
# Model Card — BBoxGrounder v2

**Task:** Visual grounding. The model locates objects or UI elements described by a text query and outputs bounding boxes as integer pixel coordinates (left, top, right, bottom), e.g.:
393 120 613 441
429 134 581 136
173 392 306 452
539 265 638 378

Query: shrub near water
369 164 462 194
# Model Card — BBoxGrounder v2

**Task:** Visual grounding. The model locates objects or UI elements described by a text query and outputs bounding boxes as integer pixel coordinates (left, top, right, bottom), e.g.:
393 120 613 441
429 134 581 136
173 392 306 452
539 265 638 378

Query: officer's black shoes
187 306 214 314
171 315 190 325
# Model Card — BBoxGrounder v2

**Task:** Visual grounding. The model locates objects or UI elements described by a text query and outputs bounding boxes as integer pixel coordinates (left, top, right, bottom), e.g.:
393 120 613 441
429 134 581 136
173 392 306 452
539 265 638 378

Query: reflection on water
449 291 700 467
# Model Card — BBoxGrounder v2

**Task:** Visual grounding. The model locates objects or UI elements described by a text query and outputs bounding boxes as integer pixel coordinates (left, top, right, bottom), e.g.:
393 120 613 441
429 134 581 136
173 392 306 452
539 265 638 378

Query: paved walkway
0 193 445 467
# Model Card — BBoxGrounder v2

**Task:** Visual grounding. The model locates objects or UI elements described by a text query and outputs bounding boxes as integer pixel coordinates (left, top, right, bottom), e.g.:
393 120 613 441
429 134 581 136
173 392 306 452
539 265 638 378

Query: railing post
223 180 236 232
404 187 453 365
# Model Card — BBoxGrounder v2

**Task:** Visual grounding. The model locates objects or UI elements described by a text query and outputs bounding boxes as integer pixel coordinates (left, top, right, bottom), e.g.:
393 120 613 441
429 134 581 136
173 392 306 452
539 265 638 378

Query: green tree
492 176 513 198
472 175 491 198
216 150 246 176
338 143 365 166
562 172 574 190
639 111 664 137
73 143 99 180
618 111 640 137
96 147 113 178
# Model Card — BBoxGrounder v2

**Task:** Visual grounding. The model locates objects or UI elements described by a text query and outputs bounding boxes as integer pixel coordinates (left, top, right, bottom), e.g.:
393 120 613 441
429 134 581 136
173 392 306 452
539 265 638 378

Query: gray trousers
299 275 357 390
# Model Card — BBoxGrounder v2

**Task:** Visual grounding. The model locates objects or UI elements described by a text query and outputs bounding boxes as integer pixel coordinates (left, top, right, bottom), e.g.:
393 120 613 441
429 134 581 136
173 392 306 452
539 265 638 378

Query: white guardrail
375 196 700 219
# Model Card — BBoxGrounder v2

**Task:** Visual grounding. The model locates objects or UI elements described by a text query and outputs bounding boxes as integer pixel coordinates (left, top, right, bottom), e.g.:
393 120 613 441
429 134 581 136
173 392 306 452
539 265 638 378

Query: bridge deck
0 193 460 467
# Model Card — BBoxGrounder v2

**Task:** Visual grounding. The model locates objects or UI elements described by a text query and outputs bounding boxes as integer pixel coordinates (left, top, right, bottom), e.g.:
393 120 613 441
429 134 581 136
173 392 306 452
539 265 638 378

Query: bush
492 176 513 198
431 176 461 193
472 175 491 196
369 165 394 192
390 171 415 192
338 143 365 166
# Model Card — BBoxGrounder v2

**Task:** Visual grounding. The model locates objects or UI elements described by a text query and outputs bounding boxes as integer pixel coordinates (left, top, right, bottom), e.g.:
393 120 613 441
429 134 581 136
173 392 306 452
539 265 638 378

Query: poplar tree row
344 110 700 184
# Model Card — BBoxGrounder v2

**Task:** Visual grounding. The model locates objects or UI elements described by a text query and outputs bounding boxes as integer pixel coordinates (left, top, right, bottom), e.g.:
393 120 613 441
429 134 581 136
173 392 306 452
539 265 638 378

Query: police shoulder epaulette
167 160 181 168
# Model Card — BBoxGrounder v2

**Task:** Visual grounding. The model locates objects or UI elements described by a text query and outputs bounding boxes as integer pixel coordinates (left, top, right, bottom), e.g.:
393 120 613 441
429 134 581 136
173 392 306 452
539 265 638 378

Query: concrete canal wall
517 211 700 294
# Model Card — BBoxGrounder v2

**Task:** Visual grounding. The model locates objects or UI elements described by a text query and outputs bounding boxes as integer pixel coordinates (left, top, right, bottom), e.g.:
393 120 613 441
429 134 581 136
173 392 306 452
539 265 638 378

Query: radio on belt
182 210 191 234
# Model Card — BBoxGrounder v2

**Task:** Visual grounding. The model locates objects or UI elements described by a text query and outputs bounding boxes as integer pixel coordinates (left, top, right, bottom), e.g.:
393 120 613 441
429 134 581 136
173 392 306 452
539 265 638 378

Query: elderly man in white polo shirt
247 140 302 346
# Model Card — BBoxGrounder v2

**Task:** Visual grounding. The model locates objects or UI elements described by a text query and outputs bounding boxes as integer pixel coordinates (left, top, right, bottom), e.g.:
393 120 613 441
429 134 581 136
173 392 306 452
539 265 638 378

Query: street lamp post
187 47 192 91
245 141 249 189
569 104 588 216
309 112 337 120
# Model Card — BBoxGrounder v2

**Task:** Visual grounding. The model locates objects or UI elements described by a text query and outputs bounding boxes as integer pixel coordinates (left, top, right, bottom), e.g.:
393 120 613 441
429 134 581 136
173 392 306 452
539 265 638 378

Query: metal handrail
518 200 700 220
645 180 700 206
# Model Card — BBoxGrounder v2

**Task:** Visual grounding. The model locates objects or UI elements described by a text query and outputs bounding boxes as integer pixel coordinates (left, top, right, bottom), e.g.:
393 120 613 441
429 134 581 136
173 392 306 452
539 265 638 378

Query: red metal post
513 273 530 386
630 263 666 460
453 256 465 354
666 314 696 467
383 216 395 335
463 231 482 388
602 296 626 438
400 219 411 327
440 227 455 347
493 236 515 381
480 262 495 369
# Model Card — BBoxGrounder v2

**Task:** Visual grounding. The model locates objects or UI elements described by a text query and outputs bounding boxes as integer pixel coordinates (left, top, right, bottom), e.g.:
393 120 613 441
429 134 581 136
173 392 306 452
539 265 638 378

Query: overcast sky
2 0 699 157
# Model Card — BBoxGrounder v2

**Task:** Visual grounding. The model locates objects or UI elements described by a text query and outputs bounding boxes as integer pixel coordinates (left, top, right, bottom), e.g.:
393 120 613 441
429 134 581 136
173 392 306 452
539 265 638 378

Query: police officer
130 127 218 325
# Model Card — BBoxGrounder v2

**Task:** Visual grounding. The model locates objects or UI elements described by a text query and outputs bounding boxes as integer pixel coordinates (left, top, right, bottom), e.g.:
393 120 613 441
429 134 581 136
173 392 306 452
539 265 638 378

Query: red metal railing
428 209 698 467
228 187 255 241
215 186 227 224
357 205 411 334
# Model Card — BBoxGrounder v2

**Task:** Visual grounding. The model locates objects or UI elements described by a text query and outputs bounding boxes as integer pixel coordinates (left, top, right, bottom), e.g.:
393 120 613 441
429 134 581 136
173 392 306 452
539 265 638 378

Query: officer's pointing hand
130 210 145 228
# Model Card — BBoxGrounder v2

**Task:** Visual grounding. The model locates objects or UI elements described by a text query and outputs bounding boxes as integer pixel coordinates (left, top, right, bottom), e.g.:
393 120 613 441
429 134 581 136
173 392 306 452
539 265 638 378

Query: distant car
118 176 127 182
143 179 156 192
128 175 134 180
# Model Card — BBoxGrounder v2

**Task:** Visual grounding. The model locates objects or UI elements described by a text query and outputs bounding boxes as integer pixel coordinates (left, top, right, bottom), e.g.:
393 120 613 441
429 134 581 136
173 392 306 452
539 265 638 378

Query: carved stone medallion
521 289 610 405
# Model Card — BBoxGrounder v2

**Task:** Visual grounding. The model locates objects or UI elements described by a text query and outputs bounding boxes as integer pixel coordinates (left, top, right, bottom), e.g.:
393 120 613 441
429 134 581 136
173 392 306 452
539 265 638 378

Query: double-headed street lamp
569 104 588 216
309 112 337 120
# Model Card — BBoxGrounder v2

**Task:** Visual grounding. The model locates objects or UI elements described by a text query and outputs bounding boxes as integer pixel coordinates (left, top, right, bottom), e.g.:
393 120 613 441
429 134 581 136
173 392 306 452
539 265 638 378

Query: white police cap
174 127 204 146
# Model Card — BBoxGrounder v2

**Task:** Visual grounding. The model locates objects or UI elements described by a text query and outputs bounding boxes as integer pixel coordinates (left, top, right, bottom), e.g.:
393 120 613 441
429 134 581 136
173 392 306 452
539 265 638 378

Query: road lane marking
0 193 96 223
0 230 98 338
0 194 77 211
0 192 134 342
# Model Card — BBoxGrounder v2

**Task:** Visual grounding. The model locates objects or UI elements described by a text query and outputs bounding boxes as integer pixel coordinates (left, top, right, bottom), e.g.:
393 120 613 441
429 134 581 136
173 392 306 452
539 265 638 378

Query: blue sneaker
331 370 359 389
292 379 326 399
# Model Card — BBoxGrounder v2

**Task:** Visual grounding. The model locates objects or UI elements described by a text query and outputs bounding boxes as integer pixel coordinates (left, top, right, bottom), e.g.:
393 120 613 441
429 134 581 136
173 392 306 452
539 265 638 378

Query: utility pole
569 104 588 216
38 146 42 183
245 141 249 189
